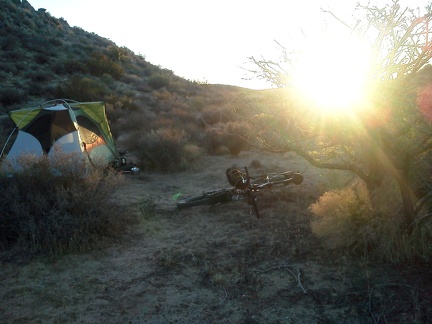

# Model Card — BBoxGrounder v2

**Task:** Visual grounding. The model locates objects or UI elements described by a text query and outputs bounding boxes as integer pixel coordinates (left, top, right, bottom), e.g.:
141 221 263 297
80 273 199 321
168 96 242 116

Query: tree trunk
364 128 385 192
396 168 416 227
364 129 416 227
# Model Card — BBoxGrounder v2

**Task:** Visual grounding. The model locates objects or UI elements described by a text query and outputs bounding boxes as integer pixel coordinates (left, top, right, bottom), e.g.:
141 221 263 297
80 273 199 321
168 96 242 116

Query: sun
293 34 371 114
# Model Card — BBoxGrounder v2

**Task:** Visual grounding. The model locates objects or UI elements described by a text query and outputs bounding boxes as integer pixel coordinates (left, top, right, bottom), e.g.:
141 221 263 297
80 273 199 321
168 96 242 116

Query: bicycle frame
176 166 303 218
250 171 303 190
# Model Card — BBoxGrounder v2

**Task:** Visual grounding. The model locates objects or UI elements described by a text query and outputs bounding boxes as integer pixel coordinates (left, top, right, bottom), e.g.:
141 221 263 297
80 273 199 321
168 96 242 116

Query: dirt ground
1 151 432 323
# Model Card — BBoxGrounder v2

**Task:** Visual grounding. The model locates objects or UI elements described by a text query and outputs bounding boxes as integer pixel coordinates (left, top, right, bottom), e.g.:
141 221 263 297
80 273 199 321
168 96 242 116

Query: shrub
201 122 251 156
310 179 432 261
87 52 124 79
0 87 28 107
0 61 18 74
148 75 170 90
224 122 251 156
0 118 14 152
55 75 109 102
126 129 201 172
26 69 51 82
190 96 206 111
34 53 49 64
0 34 20 51
0 152 136 255
106 45 127 62
63 59 88 74
250 159 262 168
200 107 228 125
27 82 47 96
203 128 226 155
310 181 376 254
411 150 432 212
122 73 144 86
22 35 54 53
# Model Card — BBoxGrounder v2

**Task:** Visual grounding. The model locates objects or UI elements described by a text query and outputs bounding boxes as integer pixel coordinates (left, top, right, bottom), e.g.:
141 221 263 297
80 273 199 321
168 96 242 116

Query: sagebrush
310 179 432 261
0 153 136 255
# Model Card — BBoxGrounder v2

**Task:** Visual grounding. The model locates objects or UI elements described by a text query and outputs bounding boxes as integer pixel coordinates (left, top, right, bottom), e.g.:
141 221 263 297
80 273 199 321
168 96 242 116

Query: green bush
22 35 54 53
87 52 124 79
0 118 14 152
27 82 49 96
148 75 170 90
0 152 136 255
0 60 18 74
26 69 51 82
63 59 88 74
55 75 109 102
0 87 28 107
0 34 20 51
34 53 49 64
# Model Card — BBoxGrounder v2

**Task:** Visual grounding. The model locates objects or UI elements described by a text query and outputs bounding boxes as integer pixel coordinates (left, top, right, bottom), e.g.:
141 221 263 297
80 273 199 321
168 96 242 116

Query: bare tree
245 0 432 227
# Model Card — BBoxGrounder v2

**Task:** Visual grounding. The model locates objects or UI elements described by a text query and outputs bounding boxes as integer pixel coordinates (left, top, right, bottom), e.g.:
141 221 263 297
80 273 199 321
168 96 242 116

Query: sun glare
293 35 371 114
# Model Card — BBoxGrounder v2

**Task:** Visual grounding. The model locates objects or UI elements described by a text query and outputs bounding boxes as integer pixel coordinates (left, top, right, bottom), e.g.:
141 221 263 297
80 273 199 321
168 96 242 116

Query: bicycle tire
291 172 304 185
177 189 233 209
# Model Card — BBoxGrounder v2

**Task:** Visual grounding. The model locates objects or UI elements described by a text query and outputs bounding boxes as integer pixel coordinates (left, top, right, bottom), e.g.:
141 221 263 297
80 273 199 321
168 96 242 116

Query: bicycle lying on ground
176 166 303 217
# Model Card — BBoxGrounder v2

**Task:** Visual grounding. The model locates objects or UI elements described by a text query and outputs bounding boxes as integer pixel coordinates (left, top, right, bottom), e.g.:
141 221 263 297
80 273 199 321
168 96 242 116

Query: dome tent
1 99 117 169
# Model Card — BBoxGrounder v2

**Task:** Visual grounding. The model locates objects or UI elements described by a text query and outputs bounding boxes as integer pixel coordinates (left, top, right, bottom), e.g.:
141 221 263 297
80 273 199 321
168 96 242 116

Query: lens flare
293 34 371 114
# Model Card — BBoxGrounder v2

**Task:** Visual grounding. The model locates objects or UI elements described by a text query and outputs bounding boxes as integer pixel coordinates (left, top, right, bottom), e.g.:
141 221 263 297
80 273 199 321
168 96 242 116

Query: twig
251 264 307 294
409 212 432 227
296 269 307 294
216 286 228 306
251 264 293 273
368 288 378 324
267 246 275 255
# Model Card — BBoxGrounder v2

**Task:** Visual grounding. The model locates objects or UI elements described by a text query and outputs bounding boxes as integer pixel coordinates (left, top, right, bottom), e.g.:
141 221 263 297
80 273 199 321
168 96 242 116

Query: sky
28 0 428 89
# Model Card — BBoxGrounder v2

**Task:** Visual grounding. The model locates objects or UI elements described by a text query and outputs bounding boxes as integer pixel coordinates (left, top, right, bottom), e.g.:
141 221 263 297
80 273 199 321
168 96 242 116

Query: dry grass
310 178 432 261
0 152 137 255
310 180 375 253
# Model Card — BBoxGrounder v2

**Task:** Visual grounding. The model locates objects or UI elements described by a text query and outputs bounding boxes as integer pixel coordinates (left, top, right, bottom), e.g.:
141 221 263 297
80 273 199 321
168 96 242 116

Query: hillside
0 0 261 169
1 0 176 107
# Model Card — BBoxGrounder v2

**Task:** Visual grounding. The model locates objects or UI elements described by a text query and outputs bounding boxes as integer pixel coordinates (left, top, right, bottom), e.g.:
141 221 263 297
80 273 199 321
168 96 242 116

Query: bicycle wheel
177 189 233 209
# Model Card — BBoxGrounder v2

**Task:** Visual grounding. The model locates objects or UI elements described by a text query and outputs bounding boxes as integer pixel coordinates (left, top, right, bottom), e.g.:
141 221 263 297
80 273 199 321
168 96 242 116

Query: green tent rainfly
2 100 117 167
